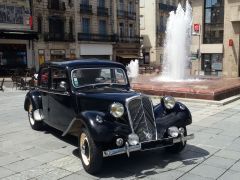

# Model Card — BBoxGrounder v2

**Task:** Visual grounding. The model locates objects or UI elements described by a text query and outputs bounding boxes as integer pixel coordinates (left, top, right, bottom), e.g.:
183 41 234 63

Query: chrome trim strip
39 89 70 96
148 96 158 140
125 95 141 133
62 118 77 136
103 134 194 157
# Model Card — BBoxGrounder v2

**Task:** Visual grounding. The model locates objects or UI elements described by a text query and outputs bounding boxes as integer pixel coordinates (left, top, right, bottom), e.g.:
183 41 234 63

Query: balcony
97 7 109 16
80 4 93 14
117 10 127 18
78 33 114 42
127 12 136 20
115 35 142 43
159 3 176 11
44 33 75 42
48 1 66 11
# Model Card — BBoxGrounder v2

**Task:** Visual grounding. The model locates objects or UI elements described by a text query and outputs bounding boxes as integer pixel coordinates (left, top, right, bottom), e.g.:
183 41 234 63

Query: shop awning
118 55 139 59
0 29 38 40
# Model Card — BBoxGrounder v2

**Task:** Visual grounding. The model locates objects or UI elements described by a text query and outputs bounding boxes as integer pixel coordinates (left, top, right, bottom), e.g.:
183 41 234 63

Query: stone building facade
190 0 240 77
32 0 76 70
113 0 141 65
140 0 179 66
0 0 37 74
32 0 141 70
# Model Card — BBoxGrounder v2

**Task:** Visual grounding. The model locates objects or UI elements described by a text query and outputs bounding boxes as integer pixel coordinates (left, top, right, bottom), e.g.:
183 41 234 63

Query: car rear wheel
166 127 187 153
28 102 43 130
79 128 103 175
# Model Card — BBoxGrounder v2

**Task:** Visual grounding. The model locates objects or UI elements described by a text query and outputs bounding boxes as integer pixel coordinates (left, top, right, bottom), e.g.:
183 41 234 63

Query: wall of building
140 0 157 63
223 0 240 77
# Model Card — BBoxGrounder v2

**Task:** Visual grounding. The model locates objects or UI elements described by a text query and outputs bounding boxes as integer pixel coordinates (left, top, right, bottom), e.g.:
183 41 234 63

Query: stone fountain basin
131 75 240 101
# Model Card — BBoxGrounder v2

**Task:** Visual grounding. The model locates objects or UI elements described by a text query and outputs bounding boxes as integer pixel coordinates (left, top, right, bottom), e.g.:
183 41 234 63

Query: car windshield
71 68 128 88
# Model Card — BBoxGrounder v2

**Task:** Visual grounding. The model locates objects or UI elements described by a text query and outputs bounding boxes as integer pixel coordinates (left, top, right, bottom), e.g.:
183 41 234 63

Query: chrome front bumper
103 134 194 157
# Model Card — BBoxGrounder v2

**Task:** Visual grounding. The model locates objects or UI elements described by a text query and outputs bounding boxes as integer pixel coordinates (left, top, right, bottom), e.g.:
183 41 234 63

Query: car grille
126 96 157 142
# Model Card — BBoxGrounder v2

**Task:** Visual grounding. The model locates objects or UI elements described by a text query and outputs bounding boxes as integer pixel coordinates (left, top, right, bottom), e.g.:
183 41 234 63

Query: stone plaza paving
1 91 240 180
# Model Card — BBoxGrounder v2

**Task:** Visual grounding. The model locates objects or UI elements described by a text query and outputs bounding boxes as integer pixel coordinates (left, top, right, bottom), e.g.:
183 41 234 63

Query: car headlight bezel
110 102 124 118
163 96 176 109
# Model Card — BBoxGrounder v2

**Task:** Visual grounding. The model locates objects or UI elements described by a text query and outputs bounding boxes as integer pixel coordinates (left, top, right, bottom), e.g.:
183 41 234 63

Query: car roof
43 59 126 69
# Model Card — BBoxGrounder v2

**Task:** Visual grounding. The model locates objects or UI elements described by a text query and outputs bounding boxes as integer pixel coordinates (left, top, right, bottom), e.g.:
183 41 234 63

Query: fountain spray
160 0 192 81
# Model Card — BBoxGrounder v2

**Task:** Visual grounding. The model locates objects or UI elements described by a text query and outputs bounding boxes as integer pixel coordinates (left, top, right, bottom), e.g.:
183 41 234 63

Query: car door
38 67 50 124
48 67 75 131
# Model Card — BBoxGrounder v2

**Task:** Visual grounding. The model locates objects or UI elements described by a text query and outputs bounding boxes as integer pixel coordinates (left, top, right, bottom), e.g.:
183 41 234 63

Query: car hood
75 88 140 112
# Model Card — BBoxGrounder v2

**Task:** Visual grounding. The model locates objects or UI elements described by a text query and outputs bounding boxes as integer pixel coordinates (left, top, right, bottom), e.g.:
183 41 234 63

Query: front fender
62 111 131 143
154 102 192 138
24 90 42 111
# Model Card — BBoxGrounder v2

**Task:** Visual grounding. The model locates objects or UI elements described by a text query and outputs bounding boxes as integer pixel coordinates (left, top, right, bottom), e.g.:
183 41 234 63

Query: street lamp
192 31 201 76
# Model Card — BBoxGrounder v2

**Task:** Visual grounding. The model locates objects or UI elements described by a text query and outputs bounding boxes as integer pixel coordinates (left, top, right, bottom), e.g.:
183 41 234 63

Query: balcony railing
159 3 176 11
97 7 109 16
44 33 75 42
127 12 136 20
78 33 114 42
115 35 142 43
80 4 93 14
117 10 127 18
117 10 136 20
48 1 66 11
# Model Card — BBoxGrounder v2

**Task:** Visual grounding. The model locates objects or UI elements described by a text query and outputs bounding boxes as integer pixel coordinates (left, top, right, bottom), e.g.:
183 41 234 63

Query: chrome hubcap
80 133 90 166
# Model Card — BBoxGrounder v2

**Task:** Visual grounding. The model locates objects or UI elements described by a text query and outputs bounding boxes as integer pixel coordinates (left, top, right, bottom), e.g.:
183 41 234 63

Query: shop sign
193 24 200 33
38 50 44 55
50 50 65 55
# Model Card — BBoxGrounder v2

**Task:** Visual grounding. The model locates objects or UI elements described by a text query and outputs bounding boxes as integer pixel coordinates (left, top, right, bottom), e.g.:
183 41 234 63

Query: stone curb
150 95 240 106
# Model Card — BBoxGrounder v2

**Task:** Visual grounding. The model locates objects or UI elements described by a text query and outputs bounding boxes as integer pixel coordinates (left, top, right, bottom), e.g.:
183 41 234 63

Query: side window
51 68 68 91
39 68 49 89
114 69 126 84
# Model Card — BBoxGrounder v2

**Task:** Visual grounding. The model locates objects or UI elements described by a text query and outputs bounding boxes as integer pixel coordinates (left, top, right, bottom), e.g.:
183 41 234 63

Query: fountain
127 60 139 78
131 0 240 101
158 0 192 81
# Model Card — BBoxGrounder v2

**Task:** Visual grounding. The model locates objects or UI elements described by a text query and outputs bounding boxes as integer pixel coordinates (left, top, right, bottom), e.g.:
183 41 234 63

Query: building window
128 1 134 13
119 23 124 36
98 0 105 7
129 24 134 37
49 17 64 38
99 20 107 34
82 18 90 33
82 0 89 5
203 0 224 44
140 0 145 7
69 18 73 35
37 17 42 33
140 15 145 29
119 0 124 10
202 53 223 76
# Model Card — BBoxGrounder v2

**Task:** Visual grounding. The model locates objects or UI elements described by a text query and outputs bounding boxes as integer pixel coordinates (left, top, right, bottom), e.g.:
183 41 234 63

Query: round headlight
163 96 176 109
110 103 124 118
168 126 179 138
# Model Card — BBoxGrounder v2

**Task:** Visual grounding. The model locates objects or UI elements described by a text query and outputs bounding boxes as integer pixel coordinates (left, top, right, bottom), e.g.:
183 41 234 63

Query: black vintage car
24 59 194 174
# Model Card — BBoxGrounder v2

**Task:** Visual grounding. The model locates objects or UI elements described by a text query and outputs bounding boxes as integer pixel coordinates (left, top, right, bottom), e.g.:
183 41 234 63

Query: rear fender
24 90 42 111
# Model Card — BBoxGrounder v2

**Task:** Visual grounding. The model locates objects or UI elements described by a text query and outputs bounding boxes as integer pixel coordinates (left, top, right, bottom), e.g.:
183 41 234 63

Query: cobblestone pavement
1 91 240 180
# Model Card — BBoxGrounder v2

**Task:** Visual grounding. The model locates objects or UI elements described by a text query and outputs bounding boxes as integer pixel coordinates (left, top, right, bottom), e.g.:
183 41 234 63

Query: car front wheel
79 128 103 174
28 102 43 130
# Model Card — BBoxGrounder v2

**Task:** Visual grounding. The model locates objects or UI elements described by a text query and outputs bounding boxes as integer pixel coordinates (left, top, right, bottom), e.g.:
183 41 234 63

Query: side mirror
59 81 68 91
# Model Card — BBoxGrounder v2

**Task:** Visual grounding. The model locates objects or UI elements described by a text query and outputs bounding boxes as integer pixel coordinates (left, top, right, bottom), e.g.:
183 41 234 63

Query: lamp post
192 29 201 76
